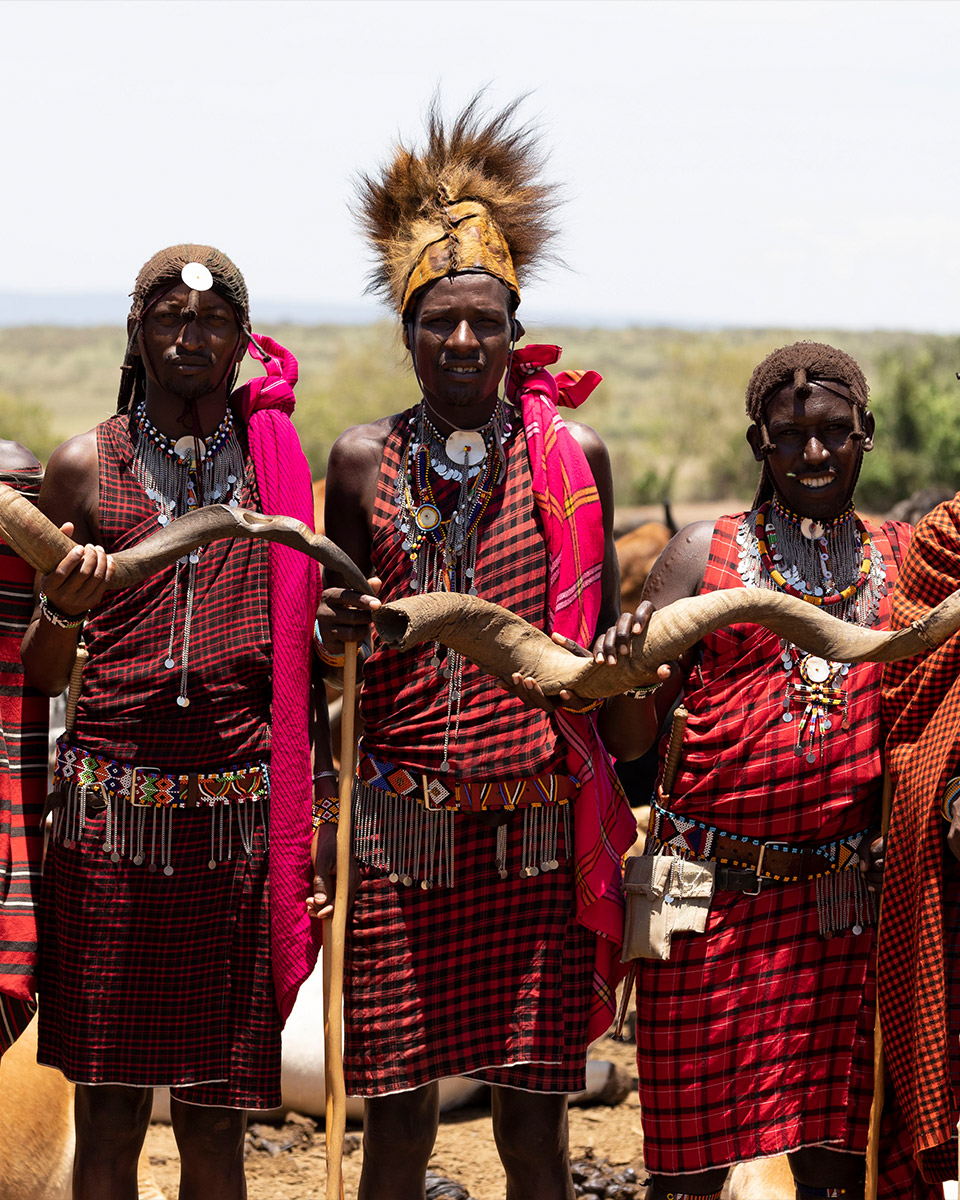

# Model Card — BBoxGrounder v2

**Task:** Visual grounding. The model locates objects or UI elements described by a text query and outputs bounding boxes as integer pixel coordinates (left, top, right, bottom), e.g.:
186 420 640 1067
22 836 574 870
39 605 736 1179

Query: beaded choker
754 500 872 606
132 401 246 709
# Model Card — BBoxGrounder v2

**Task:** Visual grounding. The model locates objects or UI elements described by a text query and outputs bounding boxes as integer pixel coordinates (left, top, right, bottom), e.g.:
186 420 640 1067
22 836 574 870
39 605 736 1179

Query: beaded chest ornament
394 400 512 772
737 497 885 763
132 399 245 708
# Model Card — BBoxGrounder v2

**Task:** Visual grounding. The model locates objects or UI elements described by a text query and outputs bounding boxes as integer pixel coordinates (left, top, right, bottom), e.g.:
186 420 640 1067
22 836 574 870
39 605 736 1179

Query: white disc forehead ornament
181 262 214 292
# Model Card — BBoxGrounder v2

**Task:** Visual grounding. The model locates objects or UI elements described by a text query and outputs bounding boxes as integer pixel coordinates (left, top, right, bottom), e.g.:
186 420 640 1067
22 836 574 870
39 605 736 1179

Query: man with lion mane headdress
311 97 637 1198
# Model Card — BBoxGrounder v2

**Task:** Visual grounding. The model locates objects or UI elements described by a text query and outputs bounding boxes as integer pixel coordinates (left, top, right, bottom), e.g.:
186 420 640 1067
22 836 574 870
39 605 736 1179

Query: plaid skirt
636 876 875 1174
37 799 281 1108
344 808 593 1096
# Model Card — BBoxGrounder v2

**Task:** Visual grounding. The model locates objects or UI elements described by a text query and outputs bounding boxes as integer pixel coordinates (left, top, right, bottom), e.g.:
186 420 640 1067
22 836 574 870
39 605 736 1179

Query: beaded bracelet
562 695 605 715
312 794 340 829
625 680 663 700
39 593 88 630
313 620 346 669
942 777 960 822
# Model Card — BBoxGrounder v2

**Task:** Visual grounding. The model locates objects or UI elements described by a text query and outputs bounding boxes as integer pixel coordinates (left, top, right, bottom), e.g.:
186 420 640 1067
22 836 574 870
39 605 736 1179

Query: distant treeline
1 322 957 513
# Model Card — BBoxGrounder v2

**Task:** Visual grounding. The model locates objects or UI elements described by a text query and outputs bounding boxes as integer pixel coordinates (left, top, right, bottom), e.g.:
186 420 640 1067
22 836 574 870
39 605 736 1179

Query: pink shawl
235 335 320 1022
508 344 637 1041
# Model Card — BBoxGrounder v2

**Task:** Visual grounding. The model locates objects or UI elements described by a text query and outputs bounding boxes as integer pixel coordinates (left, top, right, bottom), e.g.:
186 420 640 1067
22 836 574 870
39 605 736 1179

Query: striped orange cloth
0 467 47 1055
881 491 960 1183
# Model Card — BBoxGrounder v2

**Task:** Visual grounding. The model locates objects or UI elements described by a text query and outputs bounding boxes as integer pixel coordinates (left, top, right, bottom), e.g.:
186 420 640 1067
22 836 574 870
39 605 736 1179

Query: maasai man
311 97 636 1199
880 491 960 1186
21 246 327 1199
0 439 47 1056
598 343 922 1200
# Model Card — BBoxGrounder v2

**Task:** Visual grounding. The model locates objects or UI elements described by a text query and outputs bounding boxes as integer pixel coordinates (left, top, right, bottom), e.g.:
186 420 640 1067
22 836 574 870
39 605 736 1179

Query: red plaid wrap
0 467 47 1055
37 803 280 1107
881 492 960 1183
636 512 913 1180
344 810 591 1095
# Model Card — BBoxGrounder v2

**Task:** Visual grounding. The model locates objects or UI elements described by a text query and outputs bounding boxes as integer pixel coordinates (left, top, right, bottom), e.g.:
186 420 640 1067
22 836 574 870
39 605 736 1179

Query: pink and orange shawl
508 344 637 1040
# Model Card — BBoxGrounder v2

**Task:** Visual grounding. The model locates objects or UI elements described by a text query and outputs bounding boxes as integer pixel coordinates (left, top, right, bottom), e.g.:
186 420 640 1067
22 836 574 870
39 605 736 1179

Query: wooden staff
323 644 358 1200
865 770 894 1199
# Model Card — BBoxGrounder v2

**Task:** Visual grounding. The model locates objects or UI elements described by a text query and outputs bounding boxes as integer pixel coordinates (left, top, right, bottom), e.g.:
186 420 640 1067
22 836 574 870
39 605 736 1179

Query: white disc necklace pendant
445 429 487 468
174 436 205 464
800 517 826 540
802 655 832 684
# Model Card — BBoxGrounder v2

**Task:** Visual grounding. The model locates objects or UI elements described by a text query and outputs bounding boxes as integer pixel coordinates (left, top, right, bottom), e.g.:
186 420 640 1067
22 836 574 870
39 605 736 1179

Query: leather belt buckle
743 842 774 897
130 765 162 808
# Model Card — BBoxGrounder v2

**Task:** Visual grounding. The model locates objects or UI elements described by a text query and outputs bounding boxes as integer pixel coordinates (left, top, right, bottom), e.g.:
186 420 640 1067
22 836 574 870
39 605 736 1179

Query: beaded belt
55 739 268 808
649 800 876 936
52 739 270 876
354 751 578 888
357 750 578 813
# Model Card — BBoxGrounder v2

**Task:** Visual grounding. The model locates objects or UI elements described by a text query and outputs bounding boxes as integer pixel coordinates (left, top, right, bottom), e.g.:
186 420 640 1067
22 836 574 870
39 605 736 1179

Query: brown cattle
616 521 672 615
0 1015 165 1200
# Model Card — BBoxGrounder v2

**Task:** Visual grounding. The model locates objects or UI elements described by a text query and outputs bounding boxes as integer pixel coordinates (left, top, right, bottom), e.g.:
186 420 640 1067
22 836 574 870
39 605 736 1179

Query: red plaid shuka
37 416 280 1103
880 493 960 1184
0 467 47 1055
344 805 592 1096
636 512 913 1179
362 412 566 779
76 414 271 770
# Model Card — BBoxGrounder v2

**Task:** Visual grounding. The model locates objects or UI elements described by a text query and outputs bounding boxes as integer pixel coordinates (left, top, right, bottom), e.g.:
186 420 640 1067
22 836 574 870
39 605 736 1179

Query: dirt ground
143 1035 650 1200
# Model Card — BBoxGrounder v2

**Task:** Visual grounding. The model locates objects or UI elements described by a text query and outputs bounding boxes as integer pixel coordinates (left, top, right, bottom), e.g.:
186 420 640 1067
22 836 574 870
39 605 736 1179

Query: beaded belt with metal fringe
649 799 877 938
354 751 578 890
52 739 269 876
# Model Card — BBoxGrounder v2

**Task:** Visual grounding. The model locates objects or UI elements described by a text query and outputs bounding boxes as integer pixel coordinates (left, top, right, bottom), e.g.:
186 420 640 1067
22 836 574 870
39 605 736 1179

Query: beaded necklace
394 399 513 770
754 500 872 606
132 400 246 709
736 497 886 762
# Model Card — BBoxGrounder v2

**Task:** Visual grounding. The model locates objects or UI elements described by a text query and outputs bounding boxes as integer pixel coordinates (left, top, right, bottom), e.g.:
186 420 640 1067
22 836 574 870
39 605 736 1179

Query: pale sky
3 0 960 330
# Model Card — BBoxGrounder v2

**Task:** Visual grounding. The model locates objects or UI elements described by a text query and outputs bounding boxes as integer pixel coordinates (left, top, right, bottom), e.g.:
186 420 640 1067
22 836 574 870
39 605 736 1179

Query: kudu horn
0 484 369 595
373 589 960 699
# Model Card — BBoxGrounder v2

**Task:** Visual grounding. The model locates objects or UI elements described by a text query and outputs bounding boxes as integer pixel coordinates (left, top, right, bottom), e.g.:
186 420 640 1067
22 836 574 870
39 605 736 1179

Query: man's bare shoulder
327 416 400 481
644 519 715 607
0 439 41 472
44 430 99 483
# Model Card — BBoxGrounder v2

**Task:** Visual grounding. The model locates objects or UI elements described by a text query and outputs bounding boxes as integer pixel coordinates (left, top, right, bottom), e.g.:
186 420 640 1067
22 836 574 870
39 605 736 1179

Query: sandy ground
143 1035 649 1200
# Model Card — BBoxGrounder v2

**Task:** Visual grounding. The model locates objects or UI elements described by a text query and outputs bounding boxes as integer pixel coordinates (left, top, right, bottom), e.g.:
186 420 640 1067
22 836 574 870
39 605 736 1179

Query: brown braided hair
746 341 871 508
117 244 250 413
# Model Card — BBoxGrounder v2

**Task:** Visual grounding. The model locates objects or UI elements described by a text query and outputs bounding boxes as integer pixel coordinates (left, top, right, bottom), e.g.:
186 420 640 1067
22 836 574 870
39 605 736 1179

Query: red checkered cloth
636 512 912 1177
880 492 960 1183
37 803 280 1107
344 808 592 1095
0 467 47 1054
77 415 271 771
362 414 567 778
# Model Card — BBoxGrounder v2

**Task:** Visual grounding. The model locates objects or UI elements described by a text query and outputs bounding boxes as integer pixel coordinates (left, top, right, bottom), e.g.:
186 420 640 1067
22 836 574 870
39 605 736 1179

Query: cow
0 1014 165 1200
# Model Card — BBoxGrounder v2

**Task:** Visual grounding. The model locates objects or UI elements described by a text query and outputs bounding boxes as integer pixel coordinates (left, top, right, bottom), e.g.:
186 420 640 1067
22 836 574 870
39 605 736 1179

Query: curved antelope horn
374 588 960 699
0 484 369 595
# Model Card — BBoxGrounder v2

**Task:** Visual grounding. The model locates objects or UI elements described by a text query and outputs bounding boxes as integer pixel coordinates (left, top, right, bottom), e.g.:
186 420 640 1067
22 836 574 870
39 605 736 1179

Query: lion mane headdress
356 94 560 320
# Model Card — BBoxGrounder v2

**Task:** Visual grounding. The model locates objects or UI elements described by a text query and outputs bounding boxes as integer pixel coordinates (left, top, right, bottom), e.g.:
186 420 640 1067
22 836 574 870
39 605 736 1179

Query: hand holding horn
373 587 960 699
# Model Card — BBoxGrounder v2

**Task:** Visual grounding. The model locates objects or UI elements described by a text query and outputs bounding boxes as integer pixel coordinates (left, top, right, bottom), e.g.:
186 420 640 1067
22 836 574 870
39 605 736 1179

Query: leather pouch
621 854 716 961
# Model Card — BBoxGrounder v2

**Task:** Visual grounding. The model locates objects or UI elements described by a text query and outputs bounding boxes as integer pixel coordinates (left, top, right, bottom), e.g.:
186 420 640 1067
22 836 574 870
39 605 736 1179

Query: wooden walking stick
865 770 894 1200
323 643 358 1200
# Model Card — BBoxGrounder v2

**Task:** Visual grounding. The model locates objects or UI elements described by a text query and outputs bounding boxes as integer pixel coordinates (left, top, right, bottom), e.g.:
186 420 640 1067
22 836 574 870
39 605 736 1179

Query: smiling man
21 245 324 1200
598 342 923 1200
311 99 636 1200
